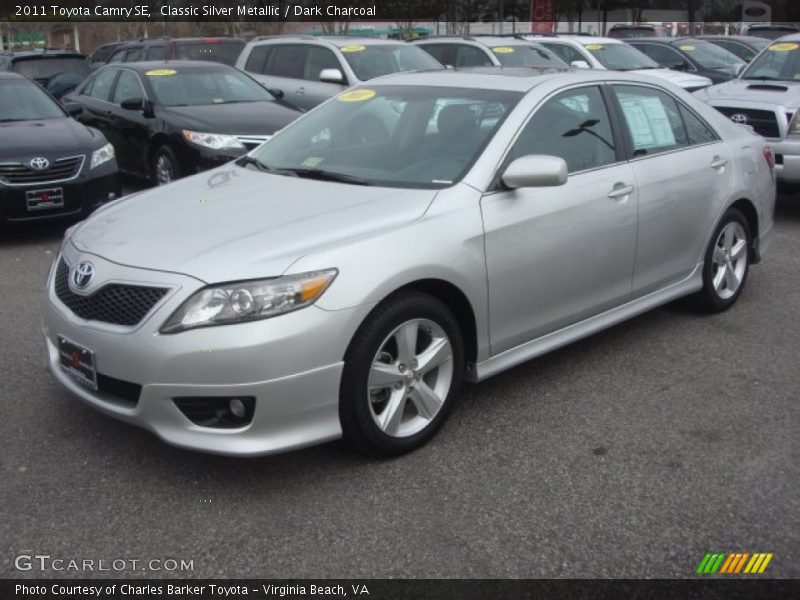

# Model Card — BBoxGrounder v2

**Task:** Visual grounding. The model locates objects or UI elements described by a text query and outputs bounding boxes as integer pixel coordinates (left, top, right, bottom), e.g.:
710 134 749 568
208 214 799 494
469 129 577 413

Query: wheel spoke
730 239 747 261
379 391 406 435
395 321 419 364
369 362 402 389
713 266 726 292
723 225 735 251
713 246 726 266
725 263 739 292
408 381 443 420
415 337 451 375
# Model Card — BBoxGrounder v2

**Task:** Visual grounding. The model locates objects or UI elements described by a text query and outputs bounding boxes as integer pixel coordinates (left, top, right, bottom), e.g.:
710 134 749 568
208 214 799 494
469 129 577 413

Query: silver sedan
42 69 776 457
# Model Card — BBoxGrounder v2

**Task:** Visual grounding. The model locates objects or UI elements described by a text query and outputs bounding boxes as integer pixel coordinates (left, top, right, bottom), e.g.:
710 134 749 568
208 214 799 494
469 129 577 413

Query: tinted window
112 70 144 104
341 45 442 80
11 57 91 81
109 49 126 64
266 44 308 79
92 45 116 63
304 46 340 81
124 47 143 62
88 69 117 101
583 43 660 70
244 45 272 73
511 86 617 173
146 46 166 60
491 44 566 67
147 67 273 106
635 43 688 69
679 104 718 145
174 41 245 66
0 78 65 121
540 42 588 65
417 44 456 66
614 85 688 156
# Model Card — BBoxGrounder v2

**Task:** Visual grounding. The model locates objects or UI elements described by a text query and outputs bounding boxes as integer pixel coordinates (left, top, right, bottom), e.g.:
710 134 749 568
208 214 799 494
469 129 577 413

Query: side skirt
468 263 704 383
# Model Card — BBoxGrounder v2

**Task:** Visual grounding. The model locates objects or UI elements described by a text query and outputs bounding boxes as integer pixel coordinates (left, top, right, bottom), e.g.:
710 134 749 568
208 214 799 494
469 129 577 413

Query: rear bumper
0 171 120 223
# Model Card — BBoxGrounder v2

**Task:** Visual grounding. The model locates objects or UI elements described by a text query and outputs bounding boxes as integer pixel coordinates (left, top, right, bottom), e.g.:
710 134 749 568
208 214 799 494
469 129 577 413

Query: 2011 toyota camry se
42 68 775 457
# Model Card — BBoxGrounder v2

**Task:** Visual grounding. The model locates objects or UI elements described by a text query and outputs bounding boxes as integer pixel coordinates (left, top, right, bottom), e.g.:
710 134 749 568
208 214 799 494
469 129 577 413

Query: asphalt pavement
1 182 798 579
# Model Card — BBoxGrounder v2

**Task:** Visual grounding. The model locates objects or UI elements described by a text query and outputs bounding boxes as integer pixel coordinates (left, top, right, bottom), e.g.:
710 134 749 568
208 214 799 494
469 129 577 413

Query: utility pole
688 0 696 36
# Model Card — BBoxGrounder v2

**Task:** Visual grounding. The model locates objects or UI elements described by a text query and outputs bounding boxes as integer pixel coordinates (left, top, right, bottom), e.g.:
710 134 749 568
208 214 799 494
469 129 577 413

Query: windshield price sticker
679 45 696 51
337 89 376 102
145 69 177 76
585 44 604 50
769 43 799 52
341 45 366 53
492 47 515 54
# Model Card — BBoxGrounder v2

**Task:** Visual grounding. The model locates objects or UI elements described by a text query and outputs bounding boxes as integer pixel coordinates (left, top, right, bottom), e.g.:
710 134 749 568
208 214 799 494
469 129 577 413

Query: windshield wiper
236 155 301 177
284 168 372 186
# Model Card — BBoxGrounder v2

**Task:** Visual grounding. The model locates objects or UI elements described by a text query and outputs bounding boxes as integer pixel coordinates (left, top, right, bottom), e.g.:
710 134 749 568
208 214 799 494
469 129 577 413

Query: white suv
235 36 442 112
530 35 713 92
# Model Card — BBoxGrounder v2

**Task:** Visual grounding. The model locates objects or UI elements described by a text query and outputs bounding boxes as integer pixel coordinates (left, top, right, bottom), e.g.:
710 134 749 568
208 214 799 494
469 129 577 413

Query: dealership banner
2 579 799 600
2 0 798 23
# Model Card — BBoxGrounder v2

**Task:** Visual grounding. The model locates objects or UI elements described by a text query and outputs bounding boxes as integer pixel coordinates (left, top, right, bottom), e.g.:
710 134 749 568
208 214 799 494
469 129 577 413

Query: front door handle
296 86 305 95
710 156 729 170
607 184 636 200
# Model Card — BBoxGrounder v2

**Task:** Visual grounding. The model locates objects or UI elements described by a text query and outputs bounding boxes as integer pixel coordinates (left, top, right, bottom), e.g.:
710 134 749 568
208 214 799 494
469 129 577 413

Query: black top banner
1 0 798 23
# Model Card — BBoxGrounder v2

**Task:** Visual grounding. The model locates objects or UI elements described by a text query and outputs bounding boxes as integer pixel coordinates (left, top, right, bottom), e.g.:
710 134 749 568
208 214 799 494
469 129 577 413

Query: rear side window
613 85 689 155
455 45 493 67
266 45 307 78
244 45 272 73
124 47 143 62
679 104 718 145
146 46 166 60
88 69 117 101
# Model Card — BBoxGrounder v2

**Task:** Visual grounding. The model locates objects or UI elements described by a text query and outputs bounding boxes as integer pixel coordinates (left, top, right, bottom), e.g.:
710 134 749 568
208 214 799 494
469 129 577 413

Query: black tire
339 291 465 457
150 144 180 186
692 207 752 313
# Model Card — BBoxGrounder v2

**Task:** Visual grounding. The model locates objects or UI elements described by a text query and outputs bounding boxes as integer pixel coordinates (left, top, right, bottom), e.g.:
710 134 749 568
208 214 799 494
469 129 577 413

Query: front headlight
90 143 114 169
182 130 245 150
161 269 338 333
789 112 800 136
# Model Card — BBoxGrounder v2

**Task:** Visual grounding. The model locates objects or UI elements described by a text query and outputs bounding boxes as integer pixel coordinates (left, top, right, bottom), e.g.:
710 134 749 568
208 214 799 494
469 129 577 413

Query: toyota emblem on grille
730 113 748 125
72 262 95 290
29 157 50 171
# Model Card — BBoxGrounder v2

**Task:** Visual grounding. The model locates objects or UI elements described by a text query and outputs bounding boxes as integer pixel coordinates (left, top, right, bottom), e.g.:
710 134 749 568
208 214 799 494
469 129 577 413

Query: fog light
229 397 246 418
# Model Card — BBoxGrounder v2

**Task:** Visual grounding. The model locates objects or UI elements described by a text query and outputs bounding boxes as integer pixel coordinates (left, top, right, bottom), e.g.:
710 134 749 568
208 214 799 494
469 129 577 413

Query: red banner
530 0 555 33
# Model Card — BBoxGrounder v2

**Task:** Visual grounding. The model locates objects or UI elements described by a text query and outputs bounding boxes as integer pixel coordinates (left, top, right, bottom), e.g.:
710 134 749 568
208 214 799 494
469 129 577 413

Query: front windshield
742 41 800 81
0 79 65 121
174 41 245 66
145 67 274 106
11 57 91 83
340 45 442 81
249 85 522 189
584 43 660 70
492 45 567 67
674 41 744 70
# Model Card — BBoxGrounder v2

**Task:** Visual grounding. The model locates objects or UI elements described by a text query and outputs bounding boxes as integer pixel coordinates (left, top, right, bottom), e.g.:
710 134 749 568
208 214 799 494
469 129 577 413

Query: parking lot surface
1 185 798 578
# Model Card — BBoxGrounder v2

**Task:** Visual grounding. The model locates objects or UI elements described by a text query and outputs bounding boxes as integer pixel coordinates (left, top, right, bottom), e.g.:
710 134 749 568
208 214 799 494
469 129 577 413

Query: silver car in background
694 35 800 186
43 69 775 457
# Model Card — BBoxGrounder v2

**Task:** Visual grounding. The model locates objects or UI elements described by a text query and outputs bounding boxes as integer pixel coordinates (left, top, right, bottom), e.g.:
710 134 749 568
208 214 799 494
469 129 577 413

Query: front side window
112 70 144 104
613 85 689 156
635 43 688 70
88 69 117 101
742 41 800 81
303 46 341 81
146 46 166 61
509 86 617 173
124 47 143 62
249 85 521 188
109 49 126 64
454 45 493 67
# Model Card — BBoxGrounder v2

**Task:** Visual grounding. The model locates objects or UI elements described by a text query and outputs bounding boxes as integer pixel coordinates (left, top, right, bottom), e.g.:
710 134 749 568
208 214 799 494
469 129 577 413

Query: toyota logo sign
29 157 50 171
71 262 95 290
730 114 748 125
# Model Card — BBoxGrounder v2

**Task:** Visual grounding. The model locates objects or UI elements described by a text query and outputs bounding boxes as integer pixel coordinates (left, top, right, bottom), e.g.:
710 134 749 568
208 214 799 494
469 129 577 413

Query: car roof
415 36 546 47
103 60 232 72
354 67 669 92
1 49 85 59
0 71 28 80
546 36 623 45
250 36 406 47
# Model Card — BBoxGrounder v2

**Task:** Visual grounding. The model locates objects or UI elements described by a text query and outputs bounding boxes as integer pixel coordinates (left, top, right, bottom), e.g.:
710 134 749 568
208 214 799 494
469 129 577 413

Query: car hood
0 117 103 161
630 68 712 89
698 78 800 107
70 165 437 283
161 101 300 135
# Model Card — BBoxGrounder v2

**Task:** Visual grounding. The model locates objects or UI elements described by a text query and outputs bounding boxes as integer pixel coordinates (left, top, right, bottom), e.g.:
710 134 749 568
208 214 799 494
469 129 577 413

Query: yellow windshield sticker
769 42 799 52
337 89 376 102
492 47 515 54
340 45 366 53
302 156 324 168
585 44 604 50
145 68 177 76
679 45 696 51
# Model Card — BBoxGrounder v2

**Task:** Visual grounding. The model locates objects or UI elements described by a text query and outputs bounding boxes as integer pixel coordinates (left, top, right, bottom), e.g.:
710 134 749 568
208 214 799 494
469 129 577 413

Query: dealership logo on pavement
696 552 773 574
71 262 95 290
29 157 50 171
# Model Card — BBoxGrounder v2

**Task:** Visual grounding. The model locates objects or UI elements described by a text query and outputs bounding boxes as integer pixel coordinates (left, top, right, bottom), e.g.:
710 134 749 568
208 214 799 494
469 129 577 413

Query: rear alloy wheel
694 208 751 312
340 292 464 456
151 145 180 186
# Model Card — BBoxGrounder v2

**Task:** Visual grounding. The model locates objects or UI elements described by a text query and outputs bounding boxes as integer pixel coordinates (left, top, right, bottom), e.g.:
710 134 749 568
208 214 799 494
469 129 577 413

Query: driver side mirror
734 63 746 76
672 61 691 72
120 97 145 111
502 155 568 189
63 102 83 117
319 68 345 84
570 60 591 69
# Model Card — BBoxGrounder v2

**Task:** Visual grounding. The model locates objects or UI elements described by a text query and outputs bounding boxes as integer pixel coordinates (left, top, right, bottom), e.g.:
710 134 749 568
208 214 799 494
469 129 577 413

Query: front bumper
0 170 120 224
42 247 372 456
768 138 800 184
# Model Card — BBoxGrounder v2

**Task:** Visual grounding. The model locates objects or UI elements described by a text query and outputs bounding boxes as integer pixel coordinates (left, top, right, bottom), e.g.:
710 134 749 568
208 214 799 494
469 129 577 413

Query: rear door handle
710 156 728 170
607 184 636 200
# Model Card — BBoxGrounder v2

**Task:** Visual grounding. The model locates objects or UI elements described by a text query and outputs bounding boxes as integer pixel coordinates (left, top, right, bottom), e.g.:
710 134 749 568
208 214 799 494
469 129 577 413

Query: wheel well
146 134 171 167
395 279 479 366
729 198 760 262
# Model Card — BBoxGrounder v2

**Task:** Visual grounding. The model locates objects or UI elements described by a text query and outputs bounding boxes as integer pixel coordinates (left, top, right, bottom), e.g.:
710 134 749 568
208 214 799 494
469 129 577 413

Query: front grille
0 155 84 185
714 107 780 138
97 374 141 407
54 258 169 327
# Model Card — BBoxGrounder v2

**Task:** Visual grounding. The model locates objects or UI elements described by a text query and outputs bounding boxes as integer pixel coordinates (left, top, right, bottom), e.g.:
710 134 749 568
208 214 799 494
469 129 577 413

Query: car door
108 69 151 175
609 83 733 296
481 85 638 354
74 68 119 136
261 44 311 111
299 44 348 108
